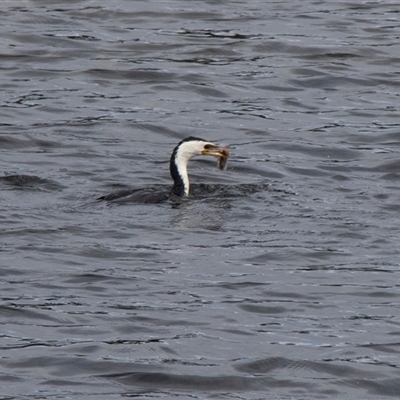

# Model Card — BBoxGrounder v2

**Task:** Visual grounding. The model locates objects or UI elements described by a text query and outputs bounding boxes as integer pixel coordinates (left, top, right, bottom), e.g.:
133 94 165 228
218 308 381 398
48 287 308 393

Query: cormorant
98 136 229 203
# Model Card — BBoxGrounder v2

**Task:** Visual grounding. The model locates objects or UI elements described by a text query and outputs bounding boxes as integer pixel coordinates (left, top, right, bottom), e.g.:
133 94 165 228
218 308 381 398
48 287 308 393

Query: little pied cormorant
97 137 229 203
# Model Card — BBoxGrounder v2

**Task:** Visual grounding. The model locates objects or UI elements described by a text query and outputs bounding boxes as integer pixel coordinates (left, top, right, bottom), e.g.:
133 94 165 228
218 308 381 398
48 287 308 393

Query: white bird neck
170 139 207 197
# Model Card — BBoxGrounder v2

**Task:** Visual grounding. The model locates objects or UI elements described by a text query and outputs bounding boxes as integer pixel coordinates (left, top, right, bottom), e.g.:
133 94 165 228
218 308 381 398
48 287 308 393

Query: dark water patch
0 174 63 190
177 29 259 40
381 202 400 211
70 246 160 261
204 281 268 291
0 374 23 383
235 356 377 378
257 84 304 92
282 98 319 111
104 371 310 392
3 355 157 377
0 305 61 324
332 174 351 181
102 362 400 397
62 272 135 285
185 46 240 58
374 160 400 173
238 304 287 314
354 291 399 298
344 378 400 398
289 76 378 90
85 68 176 83
188 84 229 98
253 41 384 61
0 135 60 150
360 342 400 354
381 173 400 182
0 266 31 277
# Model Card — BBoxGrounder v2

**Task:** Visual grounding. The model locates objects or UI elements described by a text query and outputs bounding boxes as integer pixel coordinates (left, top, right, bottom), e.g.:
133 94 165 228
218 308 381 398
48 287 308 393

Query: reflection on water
1 1 400 399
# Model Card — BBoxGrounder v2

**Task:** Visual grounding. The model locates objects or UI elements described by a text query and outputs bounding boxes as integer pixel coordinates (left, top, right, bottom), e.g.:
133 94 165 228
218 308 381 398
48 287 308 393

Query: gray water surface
1 1 400 399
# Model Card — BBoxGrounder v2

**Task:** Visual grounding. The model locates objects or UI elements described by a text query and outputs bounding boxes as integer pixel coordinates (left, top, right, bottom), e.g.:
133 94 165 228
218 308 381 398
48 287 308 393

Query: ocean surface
1 1 400 399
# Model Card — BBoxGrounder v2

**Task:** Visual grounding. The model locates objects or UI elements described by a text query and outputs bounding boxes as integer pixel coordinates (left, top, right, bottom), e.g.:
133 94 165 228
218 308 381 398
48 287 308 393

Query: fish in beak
202 143 230 170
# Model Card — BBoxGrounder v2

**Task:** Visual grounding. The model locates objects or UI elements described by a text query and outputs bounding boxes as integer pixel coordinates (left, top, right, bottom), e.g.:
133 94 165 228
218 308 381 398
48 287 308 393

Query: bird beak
202 144 230 158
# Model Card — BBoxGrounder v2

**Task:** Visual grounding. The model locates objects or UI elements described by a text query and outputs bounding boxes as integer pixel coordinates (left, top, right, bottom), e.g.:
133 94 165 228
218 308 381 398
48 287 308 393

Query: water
1 1 400 399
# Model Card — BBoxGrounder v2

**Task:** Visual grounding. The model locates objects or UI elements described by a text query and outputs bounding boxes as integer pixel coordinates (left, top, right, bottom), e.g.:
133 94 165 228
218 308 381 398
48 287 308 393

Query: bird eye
204 144 213 149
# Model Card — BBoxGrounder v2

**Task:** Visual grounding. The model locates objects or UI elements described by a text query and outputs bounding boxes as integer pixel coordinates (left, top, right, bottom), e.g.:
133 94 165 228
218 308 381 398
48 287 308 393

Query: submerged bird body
98 137 229 204
97 186 169 204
